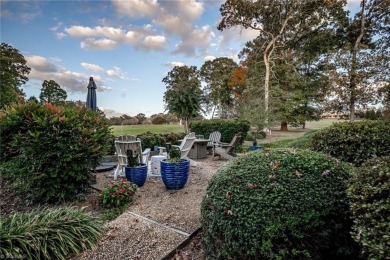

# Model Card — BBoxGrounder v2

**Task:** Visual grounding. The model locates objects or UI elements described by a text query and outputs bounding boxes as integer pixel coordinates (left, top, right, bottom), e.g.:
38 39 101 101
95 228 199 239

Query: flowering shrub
99 179 138 208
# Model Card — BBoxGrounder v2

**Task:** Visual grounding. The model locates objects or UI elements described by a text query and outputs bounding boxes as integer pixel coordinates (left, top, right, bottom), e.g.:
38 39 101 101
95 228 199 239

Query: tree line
163 0 389 131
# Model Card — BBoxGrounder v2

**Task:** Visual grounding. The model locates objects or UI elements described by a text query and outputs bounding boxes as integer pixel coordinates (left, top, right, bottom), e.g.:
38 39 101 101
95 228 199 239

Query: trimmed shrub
0 102 111 203
310 120 390 166
0 206 102 260
348 156 390 259
189 119 250 143
201 149 359 259
151 115 166 124
137 131 165 149
161 132 186 145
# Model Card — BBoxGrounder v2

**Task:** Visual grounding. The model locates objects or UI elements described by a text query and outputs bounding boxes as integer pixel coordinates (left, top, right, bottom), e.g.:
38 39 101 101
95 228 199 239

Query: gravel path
72 156 227 260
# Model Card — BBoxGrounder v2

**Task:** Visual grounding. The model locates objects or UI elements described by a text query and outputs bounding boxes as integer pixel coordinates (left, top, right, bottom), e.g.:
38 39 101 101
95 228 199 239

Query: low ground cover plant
0 206 102 260
310 120 390 166
348 156 390 259
201 149 359 259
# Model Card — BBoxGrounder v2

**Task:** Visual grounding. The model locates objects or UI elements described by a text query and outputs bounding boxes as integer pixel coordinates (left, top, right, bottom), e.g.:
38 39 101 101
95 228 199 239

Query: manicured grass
110 124 184 136
304 119 349 129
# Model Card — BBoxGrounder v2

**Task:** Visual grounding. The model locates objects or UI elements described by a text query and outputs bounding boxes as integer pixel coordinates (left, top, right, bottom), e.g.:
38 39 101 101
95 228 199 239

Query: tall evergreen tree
0 43 31 109
39 80 67 104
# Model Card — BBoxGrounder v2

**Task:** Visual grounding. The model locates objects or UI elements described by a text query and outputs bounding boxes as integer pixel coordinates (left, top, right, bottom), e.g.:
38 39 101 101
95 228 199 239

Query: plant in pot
125 149 148 187
160 146 190 190
250 134 262 151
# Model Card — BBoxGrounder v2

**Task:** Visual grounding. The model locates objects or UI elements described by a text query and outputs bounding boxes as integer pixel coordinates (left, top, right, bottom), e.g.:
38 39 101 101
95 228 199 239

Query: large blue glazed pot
250 145 263 151
160 159 190 190
125 163 147 187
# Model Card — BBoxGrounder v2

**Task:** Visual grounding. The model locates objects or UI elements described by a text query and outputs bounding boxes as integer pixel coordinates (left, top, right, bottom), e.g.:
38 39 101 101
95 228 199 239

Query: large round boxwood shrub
348 156 390 259
201 149 359 259
310 121 390 166
0 101 111 203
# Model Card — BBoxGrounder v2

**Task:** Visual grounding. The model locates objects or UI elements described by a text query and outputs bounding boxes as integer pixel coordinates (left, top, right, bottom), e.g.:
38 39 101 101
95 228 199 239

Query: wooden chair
207 131 222 151
112 135 151 180
212 132 243 160
159 132 197 166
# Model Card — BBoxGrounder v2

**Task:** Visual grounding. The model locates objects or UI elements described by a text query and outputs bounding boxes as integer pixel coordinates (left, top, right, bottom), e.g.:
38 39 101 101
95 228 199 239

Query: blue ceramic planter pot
160 159 190 190
125 163 147 187
250 146 263 151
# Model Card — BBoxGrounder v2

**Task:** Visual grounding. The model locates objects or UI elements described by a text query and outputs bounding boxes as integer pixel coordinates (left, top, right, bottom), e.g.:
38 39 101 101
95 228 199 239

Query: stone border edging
160 226 202 260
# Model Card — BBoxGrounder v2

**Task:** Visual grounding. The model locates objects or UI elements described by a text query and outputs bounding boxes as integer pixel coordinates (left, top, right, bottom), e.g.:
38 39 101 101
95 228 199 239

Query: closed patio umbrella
86 77 97 111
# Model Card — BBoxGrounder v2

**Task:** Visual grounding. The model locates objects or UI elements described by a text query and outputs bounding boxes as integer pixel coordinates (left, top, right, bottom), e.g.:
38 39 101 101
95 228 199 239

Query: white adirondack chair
207 131 222 151
112 135 151 180
159 132 197 166
212 132 243 160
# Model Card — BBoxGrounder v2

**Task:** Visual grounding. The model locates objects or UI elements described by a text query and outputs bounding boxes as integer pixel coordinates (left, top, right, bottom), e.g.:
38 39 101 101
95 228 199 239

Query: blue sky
1 0 360 118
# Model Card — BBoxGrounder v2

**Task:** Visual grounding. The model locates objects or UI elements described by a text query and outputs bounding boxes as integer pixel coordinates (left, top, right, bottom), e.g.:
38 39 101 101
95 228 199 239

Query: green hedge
348 156 390 259
136 132 186 150
0 102 111 203
201 149 359 259
189 119 250 143
0 206 102 260
310 120 390 166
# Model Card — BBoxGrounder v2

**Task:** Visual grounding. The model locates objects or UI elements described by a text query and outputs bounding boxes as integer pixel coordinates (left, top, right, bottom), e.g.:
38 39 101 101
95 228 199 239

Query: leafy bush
201 149 359 259
161 132 186 145
310 120 390 166
189 119 250 144
99 178 138 208
151 115 166 124
348 156 390 259
0 102 112 203
0 206 102 260
137 131 165 149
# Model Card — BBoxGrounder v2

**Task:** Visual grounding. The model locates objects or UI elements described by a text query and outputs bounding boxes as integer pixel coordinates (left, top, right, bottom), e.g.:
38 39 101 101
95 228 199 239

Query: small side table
150 155 167 176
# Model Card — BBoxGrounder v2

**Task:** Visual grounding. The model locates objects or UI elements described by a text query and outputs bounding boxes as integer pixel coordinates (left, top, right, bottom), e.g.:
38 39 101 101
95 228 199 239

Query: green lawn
111 119 346 139
110 124 184 136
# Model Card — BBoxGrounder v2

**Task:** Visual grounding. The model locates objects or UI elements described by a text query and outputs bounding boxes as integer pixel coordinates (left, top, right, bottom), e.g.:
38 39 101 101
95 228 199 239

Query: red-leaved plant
99 178 138 208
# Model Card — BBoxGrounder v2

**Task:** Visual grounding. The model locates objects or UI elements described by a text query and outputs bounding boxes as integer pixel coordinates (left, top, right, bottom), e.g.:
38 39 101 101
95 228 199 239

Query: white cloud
80 38 118 50
64 25 167 51
25 55 57 72
106 66 128 80
142 35 166 50
173 25 215 56
0 1 42 22
111 0 159 18
99 107 125 118
81 62 104 71
110 0 210 55
204 56 215 61
25 55 111 94
217 26 259 49
166 61 185 68
55 32 67 40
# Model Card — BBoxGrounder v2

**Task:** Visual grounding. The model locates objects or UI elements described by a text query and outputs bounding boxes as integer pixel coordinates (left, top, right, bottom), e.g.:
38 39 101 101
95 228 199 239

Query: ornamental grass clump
201 149 359 259
348 156 390 259
0 206 102 260
99 178 138 208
